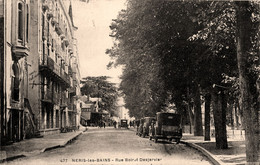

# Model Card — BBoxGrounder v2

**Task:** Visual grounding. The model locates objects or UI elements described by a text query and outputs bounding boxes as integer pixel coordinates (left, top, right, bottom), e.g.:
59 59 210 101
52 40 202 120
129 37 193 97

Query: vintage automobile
142 117 156 138
137 118 145 136
149 112 182 143
119 119 128 129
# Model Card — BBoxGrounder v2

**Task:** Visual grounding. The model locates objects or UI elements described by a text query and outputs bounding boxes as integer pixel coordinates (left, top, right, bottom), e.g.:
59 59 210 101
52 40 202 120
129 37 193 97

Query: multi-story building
28 0 81 135
1 0 31 144
1 0 81 145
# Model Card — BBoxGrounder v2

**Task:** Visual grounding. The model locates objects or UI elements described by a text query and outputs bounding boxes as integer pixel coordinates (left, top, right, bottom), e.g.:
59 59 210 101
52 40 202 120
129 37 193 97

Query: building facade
1 0 81 145
28 0 81 135
1 0 31 144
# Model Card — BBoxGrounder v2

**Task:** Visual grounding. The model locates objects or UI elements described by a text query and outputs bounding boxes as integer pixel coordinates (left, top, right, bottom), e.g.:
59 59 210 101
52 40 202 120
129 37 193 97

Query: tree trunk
187 102 194 134
187 87 194 134
204 93 211 141
236 2 259 164
212 91 228 149
193 84 203 136
234 102 239 129
229 101 234 128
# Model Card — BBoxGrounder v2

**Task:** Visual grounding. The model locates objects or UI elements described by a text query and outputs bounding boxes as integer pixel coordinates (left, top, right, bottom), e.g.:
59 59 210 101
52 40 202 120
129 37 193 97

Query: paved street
7 127 212 165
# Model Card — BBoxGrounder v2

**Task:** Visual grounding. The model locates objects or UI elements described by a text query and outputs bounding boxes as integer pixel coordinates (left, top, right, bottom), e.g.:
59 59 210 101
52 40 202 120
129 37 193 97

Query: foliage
80 76 119 115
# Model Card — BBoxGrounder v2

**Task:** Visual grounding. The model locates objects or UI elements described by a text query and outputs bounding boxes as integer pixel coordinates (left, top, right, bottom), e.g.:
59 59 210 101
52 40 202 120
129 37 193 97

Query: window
26 4 29 42
11 62 20 101
18 3 23 40
42 14 45 40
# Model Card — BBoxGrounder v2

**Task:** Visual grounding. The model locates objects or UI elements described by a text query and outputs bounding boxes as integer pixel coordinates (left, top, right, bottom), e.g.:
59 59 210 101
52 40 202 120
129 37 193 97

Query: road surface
8 127 212 165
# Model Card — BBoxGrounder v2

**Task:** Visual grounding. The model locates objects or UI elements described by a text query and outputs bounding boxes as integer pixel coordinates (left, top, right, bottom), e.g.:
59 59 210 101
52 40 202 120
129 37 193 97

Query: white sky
72 0 126 84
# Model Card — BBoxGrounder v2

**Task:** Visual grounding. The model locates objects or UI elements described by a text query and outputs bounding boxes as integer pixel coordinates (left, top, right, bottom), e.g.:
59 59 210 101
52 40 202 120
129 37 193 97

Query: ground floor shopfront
4 108 24 143
39 102 78 135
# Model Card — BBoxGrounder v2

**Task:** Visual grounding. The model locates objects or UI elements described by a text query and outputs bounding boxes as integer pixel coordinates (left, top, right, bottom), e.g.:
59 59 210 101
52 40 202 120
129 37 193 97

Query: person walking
113 121 117 129
103 121 106 128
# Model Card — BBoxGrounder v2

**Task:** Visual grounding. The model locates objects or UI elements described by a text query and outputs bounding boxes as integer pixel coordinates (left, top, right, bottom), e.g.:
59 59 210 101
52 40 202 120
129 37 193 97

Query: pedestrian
113 121 117 128
103 122 106 128
99 121 102 128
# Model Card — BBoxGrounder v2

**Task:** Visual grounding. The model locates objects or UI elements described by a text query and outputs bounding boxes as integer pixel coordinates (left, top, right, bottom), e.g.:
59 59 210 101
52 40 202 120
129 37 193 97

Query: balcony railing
40 52 70 88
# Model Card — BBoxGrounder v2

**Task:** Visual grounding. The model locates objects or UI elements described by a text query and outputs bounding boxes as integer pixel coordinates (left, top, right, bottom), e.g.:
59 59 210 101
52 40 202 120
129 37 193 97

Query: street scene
0 0 259 165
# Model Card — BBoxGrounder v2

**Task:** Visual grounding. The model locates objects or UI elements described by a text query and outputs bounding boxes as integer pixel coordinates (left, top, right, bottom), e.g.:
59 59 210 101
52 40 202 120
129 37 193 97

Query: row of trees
106 1 259 164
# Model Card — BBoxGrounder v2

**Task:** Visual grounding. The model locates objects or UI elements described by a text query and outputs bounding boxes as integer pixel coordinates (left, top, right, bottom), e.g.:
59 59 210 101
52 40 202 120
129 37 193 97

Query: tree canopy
107 0 259 162
80 76 119 116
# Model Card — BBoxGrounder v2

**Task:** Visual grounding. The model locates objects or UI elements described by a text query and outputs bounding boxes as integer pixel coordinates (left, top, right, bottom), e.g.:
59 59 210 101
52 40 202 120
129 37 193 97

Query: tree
235 1 259 163
80 76 119 116
190 1 238 149
191 0 259 160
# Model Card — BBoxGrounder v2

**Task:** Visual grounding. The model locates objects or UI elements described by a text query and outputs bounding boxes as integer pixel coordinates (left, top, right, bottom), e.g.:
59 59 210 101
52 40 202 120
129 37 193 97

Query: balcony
40 56 61 81
59 68 70 88
12 45 29 60
40 57 70 88
10 101 22 110
40 56 53 71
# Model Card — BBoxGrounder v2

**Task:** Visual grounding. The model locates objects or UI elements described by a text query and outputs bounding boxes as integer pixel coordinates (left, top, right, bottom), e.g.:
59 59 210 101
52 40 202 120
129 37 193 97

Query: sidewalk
129 127 249 165
181 130 248 165
0 126 87 163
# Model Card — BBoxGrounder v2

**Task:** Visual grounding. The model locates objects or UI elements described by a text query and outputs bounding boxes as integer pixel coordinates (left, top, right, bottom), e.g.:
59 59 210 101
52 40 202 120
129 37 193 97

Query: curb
41 145 62 152
60 132 82 147
1 131 83 163
0 154 26 163
181 141 223 165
